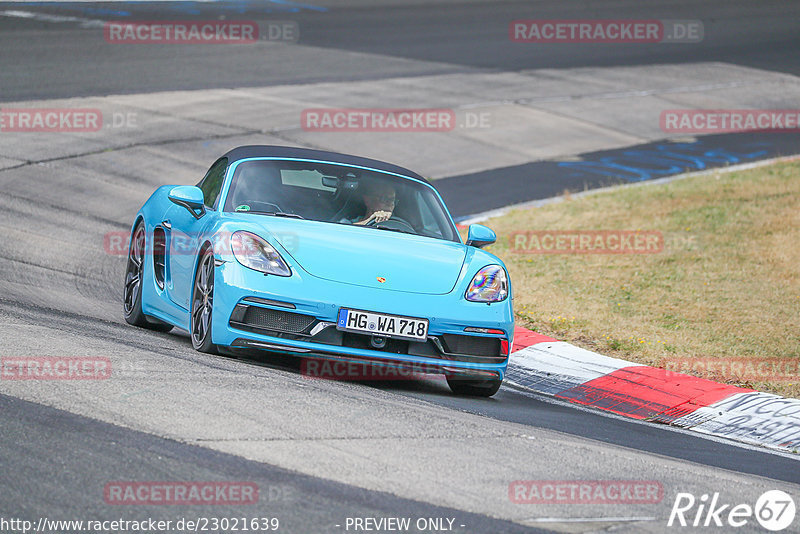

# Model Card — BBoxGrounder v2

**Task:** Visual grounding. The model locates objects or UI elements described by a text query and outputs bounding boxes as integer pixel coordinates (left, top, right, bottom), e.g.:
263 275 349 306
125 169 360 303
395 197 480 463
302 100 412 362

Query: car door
165 157 227 311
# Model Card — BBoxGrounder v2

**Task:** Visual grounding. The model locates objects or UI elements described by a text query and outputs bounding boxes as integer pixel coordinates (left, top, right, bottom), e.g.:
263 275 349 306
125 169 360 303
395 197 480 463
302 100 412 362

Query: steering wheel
373 216 416 233
246 200 283 213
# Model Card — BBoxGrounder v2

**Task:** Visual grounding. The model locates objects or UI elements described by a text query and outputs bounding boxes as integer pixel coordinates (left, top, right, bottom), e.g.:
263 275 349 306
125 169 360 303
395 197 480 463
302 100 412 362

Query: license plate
337 308 428 341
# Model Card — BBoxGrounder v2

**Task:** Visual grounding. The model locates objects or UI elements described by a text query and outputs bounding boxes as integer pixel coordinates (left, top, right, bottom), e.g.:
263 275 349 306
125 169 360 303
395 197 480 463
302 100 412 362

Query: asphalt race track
1 1 799 533
439 131 800 219
2 0 800 101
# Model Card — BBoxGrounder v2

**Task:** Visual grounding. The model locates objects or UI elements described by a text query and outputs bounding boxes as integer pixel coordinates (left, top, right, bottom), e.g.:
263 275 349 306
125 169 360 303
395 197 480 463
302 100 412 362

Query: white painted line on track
0 0 328 6
524 516 657 523
0 10 106 27
0 0 298 2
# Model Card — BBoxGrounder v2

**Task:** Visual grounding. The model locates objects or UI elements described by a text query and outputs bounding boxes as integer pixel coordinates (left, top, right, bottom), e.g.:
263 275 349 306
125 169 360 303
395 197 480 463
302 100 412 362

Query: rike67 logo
668 490 796 531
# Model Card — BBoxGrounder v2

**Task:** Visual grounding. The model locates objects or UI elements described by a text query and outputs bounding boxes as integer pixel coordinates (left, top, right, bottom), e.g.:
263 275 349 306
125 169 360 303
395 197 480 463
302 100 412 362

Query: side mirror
168 186 206 219
465 224 496 248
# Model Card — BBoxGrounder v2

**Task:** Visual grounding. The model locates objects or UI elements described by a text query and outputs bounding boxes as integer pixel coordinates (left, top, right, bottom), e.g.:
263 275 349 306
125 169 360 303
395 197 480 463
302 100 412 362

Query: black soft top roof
221 145 431 185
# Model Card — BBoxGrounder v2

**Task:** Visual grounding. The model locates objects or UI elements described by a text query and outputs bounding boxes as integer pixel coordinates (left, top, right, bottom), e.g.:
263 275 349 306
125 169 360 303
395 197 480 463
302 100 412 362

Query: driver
352 181 396 226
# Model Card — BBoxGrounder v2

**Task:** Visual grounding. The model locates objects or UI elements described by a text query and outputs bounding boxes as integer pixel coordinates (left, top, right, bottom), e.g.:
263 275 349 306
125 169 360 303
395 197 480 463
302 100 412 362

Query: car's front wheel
123 222 173 332
447 376 503 397
191 248 219 354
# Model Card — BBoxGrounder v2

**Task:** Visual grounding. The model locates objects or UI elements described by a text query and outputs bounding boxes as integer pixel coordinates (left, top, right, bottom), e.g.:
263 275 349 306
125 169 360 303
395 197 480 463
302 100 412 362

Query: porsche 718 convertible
123 146 513 396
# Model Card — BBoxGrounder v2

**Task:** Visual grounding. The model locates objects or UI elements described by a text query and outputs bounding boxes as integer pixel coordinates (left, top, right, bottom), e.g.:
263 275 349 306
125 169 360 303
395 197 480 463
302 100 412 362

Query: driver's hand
356 210 392 225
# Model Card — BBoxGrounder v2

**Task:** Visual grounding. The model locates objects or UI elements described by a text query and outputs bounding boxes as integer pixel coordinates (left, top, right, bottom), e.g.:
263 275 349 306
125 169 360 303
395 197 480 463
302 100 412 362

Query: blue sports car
124 146 513 396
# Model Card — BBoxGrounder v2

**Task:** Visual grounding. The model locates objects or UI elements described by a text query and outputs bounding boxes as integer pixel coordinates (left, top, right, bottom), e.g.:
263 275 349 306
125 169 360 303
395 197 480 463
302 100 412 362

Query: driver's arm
354 210 392 225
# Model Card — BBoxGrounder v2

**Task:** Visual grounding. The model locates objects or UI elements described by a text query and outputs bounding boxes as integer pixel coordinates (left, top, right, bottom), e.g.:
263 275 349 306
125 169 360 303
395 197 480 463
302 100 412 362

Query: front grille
440 334 501 358
229 303 504 364
241 306 316 334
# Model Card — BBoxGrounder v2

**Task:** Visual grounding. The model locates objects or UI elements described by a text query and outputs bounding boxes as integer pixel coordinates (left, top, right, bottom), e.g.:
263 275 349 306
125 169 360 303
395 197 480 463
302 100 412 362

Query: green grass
480 160 800 397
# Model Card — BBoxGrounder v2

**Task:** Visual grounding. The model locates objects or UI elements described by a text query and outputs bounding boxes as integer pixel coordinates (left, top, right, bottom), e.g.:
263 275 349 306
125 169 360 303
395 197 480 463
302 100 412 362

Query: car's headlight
465 265 508 302
231 231 291 276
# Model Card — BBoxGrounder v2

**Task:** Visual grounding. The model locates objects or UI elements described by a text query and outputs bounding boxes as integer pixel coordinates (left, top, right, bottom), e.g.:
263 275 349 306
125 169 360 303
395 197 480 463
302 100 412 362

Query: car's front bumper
211 260 513 379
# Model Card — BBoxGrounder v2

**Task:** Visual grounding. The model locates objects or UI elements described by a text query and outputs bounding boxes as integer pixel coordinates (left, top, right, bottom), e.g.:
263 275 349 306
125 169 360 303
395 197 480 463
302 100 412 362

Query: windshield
223 159 459 242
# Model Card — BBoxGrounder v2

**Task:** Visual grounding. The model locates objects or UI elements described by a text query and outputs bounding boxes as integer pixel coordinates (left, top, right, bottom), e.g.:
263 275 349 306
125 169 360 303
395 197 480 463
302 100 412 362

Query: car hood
254 218 467 294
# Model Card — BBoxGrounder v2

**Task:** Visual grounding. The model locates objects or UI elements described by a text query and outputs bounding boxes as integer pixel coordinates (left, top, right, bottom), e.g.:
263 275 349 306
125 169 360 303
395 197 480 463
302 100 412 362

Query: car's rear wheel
123 222 173 332
447 376 502 397
191 248 219 354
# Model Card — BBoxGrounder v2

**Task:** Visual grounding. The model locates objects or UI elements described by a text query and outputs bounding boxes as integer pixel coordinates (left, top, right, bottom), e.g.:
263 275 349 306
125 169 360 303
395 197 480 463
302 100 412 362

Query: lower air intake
242 306 316 334
440 334 501 358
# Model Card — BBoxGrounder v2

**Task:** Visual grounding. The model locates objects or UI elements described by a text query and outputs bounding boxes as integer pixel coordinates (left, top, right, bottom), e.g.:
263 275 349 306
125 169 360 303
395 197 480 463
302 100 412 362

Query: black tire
190 247 219 354
123 222 173 332
446 377 503 397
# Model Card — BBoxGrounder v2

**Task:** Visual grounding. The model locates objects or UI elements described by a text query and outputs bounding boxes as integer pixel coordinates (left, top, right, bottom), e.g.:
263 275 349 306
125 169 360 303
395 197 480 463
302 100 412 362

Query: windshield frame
219 156 461 243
